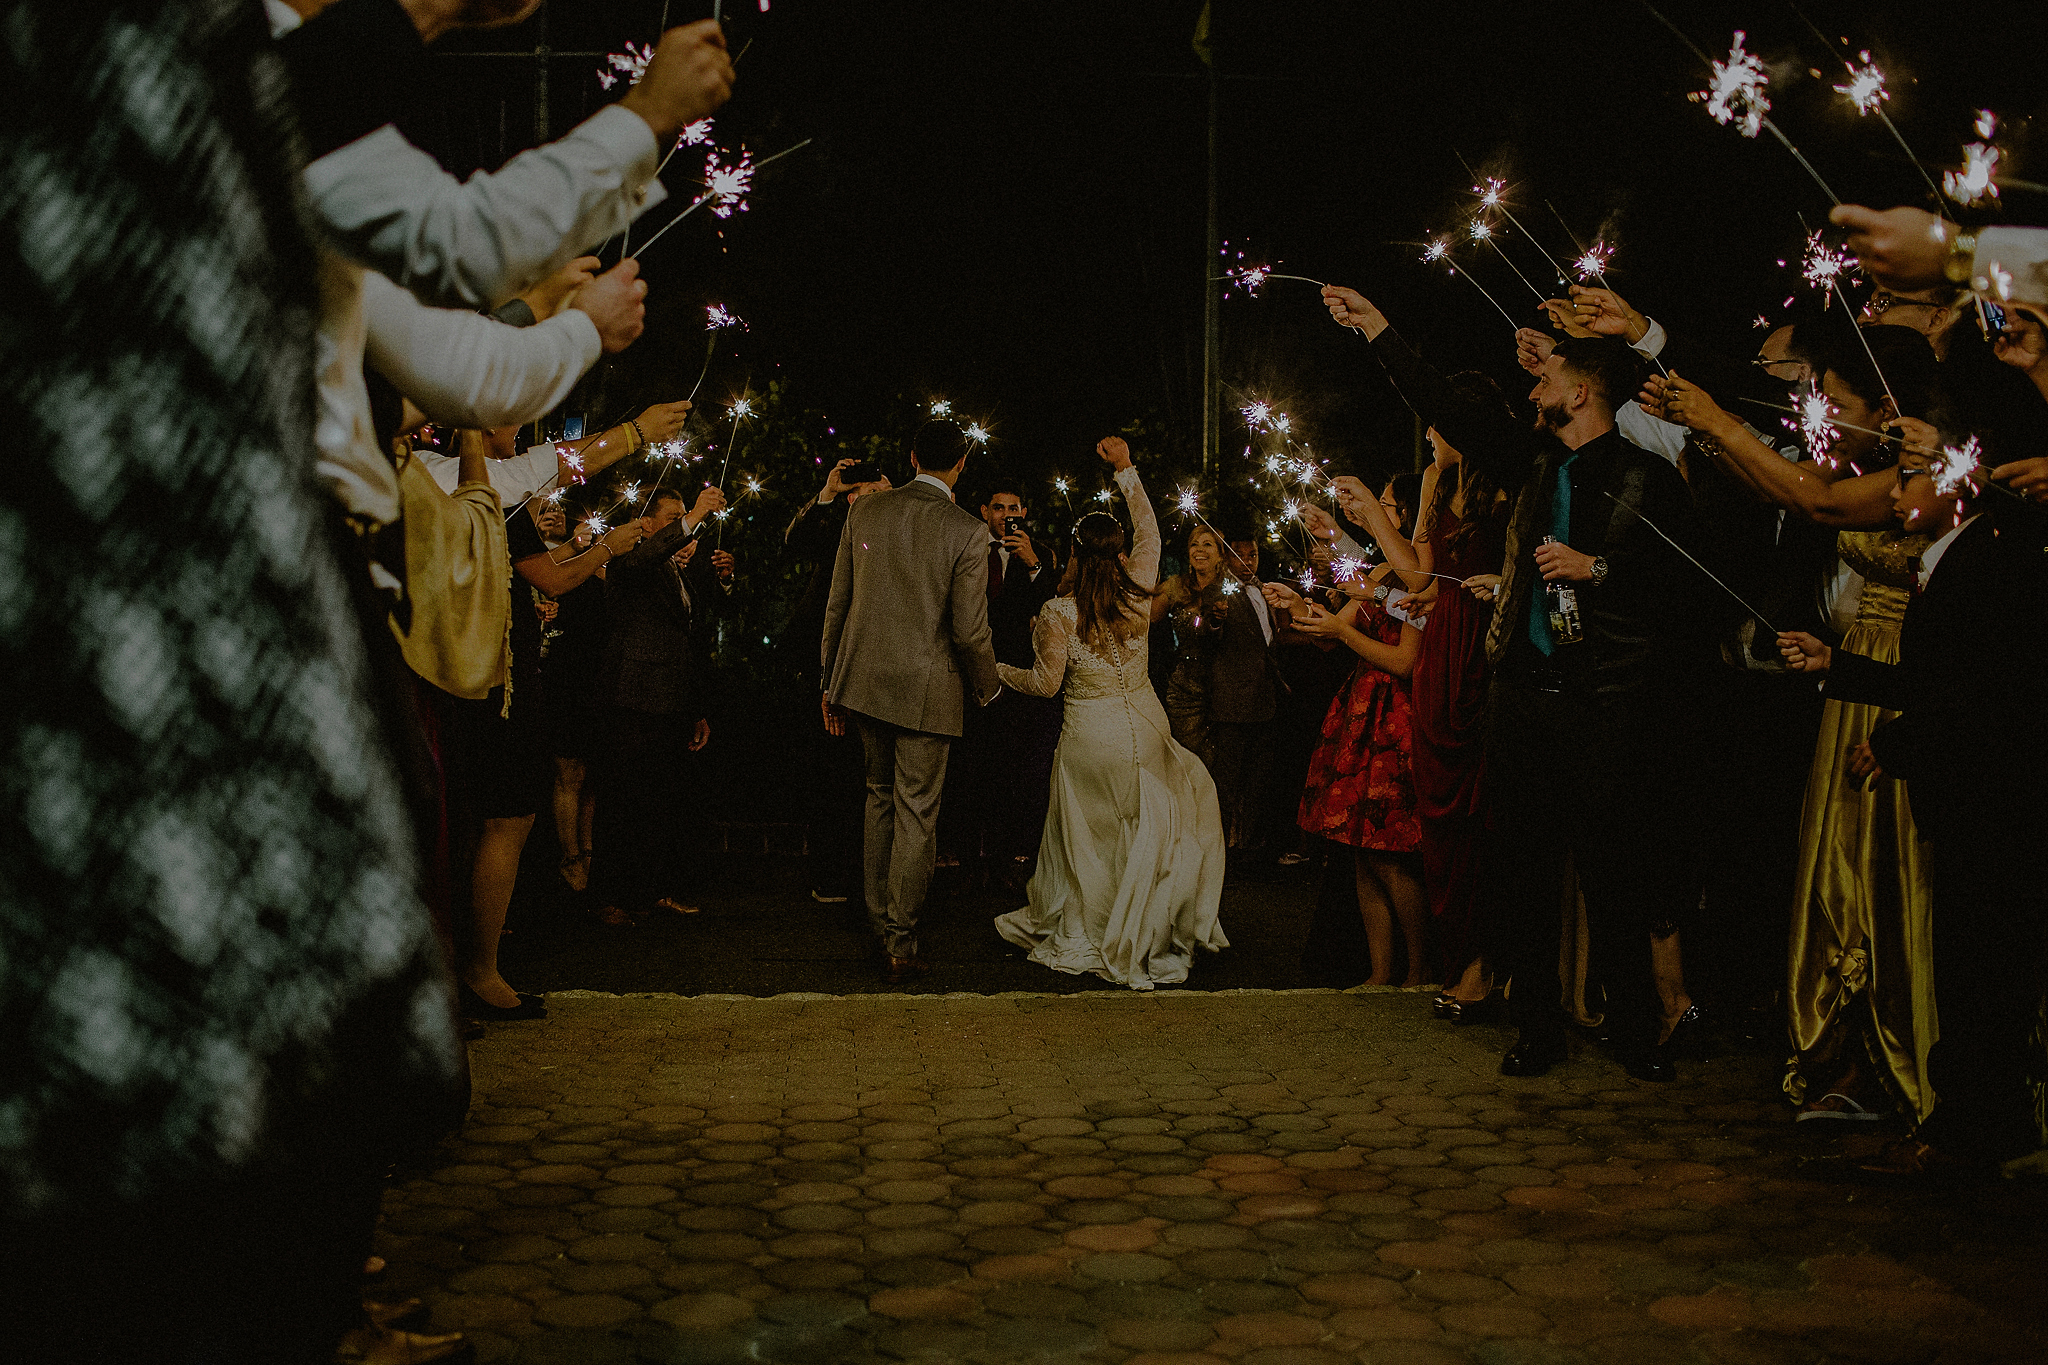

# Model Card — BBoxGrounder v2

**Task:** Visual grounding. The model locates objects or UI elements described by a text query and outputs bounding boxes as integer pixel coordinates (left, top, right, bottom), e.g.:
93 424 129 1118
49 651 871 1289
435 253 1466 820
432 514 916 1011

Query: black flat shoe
459 986 547 1021
1500 1037 1566 1077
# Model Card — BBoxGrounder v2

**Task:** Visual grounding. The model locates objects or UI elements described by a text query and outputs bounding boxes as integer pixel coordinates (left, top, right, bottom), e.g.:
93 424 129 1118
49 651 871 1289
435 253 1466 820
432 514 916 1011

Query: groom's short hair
910 438 967 473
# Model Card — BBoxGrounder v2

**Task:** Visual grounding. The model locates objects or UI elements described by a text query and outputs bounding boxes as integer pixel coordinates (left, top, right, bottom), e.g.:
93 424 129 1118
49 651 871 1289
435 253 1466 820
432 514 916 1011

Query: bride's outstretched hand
1097 436 1134 470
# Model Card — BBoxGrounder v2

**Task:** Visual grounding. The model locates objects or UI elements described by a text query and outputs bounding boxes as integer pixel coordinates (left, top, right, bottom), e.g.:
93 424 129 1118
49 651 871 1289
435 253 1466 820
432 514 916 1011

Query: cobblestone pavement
377 990 2048 1365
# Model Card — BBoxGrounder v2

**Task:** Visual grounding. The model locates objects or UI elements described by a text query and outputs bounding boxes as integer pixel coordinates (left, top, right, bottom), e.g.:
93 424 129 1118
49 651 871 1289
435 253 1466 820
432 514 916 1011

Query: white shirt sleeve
1617 400 1687 466
418 446 560 506
1633 317 1668 359
360 271 601 430
1974 227 2048 311
304 105 668 310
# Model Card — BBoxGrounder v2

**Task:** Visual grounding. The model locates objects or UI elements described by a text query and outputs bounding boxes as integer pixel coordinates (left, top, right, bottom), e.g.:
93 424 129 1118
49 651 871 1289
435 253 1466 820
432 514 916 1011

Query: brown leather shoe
883 955 929 985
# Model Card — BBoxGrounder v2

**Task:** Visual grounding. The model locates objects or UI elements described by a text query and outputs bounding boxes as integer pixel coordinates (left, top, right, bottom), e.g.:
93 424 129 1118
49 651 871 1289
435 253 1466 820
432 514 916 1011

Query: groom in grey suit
821 440 1002 982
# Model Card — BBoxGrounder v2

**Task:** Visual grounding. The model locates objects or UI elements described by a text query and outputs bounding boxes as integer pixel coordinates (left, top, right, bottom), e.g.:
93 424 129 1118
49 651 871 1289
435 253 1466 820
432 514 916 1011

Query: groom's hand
821 692 847 737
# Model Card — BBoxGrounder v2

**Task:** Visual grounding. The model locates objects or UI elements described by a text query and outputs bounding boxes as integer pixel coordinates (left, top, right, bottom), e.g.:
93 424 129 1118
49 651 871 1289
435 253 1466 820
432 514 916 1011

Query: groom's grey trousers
854 713 952 960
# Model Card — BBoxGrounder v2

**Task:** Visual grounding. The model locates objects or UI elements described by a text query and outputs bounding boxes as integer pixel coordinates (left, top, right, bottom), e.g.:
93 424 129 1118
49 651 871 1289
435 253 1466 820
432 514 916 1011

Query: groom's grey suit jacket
821 477 1001 738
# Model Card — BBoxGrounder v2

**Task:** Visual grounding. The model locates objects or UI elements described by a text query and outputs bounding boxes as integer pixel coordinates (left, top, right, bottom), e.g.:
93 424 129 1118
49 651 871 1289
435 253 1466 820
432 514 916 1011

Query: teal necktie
1527 453 1578 657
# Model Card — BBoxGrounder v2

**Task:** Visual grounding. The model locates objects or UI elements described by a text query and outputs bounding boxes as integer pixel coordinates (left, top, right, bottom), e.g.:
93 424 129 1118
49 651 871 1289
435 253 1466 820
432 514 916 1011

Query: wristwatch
1589 556 1609 587
1944 226 1977 286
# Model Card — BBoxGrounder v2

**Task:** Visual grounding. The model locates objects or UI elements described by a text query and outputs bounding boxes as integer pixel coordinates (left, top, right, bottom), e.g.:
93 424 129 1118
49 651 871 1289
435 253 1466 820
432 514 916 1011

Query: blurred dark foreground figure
0 2 460 1360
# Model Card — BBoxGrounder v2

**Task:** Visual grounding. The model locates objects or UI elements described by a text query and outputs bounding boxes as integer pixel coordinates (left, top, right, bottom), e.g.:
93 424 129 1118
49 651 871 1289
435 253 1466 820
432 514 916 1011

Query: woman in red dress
1264 480 1426 987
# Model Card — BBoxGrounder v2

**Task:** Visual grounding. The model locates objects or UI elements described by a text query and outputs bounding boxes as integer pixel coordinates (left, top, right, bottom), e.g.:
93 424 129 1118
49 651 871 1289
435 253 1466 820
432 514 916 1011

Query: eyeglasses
1865 293 1941 318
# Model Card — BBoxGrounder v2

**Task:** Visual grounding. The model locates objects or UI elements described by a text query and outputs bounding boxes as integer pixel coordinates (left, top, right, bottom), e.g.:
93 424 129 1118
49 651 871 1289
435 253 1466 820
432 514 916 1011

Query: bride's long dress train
994 464 1228 989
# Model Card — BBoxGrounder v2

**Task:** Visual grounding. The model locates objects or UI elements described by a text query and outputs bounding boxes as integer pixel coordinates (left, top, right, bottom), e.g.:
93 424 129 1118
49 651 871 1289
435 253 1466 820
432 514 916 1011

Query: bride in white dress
993 438 1228 989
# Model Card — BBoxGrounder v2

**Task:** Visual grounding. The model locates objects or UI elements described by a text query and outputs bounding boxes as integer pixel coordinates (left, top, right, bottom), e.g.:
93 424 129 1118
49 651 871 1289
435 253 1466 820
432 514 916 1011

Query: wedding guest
784 458 892 904
1264 486 1427 988
1479 336 1705 1082
943 485 1061 886
1779 453 2048 1176
1323 284 1530 1017
1152 524 1233 768
1212 530 1281 848
590 487 730 926
539 509 610 893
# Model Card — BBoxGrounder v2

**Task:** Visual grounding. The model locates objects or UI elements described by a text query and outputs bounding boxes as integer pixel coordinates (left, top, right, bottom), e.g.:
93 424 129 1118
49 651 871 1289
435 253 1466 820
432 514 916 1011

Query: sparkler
1799 226 1897 410
1602 490 1781 631
1469 215 1549 305
1946 138 2000 208
1792 381 1839 464
963 423 991 446
930 399 953 418
1419 238 1520 330
596 41 655 91
1571 242 1614 281
1095 490 1113 504
1053 476 1072 509
1459 166 1575 287
688 304 746 401
1544 200 1669 377
1644 8 1843 204
627 138 813 260
1784 0 1949 209
1216 244 1324 296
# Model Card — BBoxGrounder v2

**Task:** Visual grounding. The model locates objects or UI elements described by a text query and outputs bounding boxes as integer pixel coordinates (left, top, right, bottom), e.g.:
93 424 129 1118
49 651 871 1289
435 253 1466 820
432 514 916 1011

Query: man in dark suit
1482 336 1708 1083
943 485 1061 885
1212 531 1280 849
1781 465 2048 1175
785 458 892 905
591 485 731 924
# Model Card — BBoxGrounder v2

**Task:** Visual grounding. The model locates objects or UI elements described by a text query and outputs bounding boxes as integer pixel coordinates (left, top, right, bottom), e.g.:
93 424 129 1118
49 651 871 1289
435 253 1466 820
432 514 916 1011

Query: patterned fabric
0 0 457 1224
1297 605 1421 852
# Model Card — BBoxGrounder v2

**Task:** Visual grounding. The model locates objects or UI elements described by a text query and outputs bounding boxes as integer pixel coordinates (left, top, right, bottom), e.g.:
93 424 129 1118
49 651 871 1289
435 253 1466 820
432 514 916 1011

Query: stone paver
375 990 2048 1364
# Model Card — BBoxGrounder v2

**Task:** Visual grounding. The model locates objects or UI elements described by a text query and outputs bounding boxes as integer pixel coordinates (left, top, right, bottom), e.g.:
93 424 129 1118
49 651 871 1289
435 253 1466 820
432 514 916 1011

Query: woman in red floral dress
1263 481 1426 986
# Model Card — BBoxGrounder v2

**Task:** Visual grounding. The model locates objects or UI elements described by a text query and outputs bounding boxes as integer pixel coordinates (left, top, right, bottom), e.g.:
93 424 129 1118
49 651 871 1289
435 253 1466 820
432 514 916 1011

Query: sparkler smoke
1603 490 1780 632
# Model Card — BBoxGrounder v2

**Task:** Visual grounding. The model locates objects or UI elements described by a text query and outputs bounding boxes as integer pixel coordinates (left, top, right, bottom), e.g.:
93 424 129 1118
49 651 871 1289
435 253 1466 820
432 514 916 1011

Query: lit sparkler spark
1218 578 1241 596
1297 567 1317 592
596 41 654 91
1976 109 1998 140
544 488 565 505
1691 30 1771 139
1241 401 1274 431
1264 454 1286 476
714 508 731 520
1474 177 1505 208
650 439 689 461
1333 555 1366 583
929 399 952 417
587 513 610 534
678 118 715 147
1573 242 1613 280
742 476 764 496
1468 219 1493 242
1931 437 1983 496
705 304 744 330
1946 141 2001 207
701 148 754 218
1281 499 1302 521
1271 413 1291 434
1054 477 1070 493
728 397 755 420
1177 489 1200 516
963 422 991 446
559 447 586 475
1420 239 1451 265
1226 263 1274 295
1800 231 1855 291
620 482 642 505
1095 490 1113 504
1792 382 1838 463
1834 57 1887 114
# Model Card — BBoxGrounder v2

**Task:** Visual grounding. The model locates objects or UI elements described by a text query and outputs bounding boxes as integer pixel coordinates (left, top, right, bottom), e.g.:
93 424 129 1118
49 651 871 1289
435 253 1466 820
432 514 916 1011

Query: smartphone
842 460 882 484
564 415 586 439
1978 296 2010 342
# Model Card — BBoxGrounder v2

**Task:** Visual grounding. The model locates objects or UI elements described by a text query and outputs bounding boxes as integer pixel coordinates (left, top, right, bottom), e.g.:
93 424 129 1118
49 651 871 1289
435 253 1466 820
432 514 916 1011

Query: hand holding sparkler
1321 285 1389 338
1259 580 1307 614
570 259 649 352
1538 298 1597 339
1464 574 1502 603
711 549 736 583
689 484 729 524
1568 286 1650 345
1776 630 1832 674
1989 457 2048 504
1515 327 1555 376
599 521 648 559
617 19 734 141
1297 504 1340 545
1828 205 1956 294
634 400 693 446
519 256 600 322
1639 372 1737 441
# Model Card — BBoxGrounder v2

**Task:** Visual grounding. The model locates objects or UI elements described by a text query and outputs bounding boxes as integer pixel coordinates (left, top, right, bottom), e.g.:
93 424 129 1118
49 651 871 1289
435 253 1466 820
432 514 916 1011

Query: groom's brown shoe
883 956 929 985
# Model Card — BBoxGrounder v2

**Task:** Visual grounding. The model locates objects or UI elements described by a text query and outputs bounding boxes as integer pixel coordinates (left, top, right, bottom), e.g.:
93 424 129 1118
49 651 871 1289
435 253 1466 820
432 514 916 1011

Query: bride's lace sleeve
997 601 1073 697
1118 464 1160 590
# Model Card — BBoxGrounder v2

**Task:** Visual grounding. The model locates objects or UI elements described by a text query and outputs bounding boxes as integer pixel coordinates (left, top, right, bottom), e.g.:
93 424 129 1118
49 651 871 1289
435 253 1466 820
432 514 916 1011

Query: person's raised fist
691 484 728 523
1097 436 1134 470
636 400 692 444
619 20 734 141
570 259 647 353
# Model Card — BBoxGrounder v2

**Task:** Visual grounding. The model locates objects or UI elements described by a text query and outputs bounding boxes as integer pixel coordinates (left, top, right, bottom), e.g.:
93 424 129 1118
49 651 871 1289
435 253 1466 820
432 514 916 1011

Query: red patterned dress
1296 601 1420 851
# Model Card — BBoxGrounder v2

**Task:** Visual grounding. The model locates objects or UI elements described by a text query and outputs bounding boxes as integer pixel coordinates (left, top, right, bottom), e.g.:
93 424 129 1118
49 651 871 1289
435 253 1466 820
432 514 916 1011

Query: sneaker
810 889 850 904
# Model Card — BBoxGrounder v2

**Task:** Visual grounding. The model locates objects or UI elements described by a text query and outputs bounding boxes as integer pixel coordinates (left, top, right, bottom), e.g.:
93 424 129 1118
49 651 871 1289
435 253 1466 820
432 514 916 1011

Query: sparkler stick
1470 219 1550 305
627 138 814 260
1797 223 1898 412
1419 239 1521 330
1463 168 1575 287
1784 2 1946 207
1638 6 1843 204
1601 490 1781 631
1543 201 1669 377
1725 399 2027 500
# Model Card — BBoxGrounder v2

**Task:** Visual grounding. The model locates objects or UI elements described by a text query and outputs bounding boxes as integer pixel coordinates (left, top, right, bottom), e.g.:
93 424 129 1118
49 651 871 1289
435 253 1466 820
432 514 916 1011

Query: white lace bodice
998 464 1160 702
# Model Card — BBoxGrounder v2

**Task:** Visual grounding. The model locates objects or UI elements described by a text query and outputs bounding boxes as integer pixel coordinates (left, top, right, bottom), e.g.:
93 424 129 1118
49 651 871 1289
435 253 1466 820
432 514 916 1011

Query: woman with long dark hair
993 438 1228 988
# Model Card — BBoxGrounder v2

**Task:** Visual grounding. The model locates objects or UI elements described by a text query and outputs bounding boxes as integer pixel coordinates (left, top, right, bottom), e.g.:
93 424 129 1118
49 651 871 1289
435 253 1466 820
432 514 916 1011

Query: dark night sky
431 0 2048 504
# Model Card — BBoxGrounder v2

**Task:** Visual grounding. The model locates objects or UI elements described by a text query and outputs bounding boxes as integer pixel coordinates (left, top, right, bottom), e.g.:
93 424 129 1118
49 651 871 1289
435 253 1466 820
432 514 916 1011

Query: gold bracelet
1944 226 1977 285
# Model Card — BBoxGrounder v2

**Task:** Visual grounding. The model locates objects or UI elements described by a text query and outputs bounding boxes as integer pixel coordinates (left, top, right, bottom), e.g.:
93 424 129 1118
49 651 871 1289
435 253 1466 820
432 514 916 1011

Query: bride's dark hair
1060 510 1156 647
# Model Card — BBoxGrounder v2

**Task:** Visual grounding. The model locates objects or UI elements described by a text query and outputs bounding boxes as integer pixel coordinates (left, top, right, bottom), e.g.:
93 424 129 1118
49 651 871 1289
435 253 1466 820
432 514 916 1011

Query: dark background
427 0 2048 495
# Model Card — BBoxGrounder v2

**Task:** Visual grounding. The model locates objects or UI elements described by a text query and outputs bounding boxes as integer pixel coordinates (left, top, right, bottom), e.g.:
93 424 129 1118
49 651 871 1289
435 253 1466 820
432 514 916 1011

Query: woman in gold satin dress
1782 529 1936 1121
